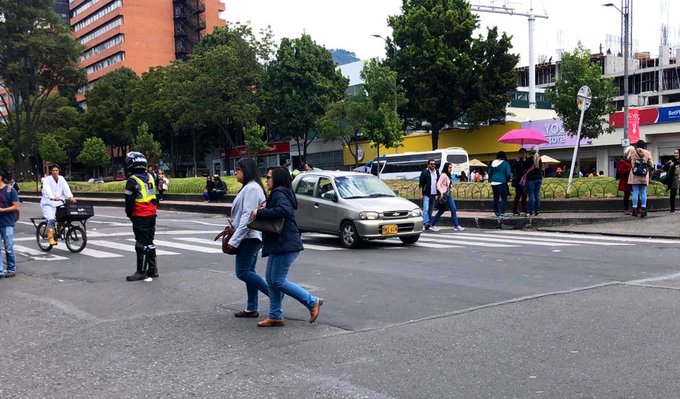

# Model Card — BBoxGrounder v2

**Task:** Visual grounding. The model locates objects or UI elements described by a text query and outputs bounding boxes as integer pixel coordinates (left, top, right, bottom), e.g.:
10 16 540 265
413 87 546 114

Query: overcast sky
224 0 679 66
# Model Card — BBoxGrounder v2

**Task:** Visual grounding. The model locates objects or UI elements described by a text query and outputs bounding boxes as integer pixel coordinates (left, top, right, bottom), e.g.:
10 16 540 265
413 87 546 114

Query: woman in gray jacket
226 158 268 317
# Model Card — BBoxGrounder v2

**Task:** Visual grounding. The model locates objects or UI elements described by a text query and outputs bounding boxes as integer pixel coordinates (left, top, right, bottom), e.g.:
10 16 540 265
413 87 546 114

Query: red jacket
616 158 632 191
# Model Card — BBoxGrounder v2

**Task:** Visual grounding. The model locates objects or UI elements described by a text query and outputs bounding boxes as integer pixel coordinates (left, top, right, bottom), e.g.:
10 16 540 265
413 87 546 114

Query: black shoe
534 211 539 216
234 310 259 318
641 208 647 218
4 271 15 278
631 211 638 217
126 272 148 281
424 224 431 230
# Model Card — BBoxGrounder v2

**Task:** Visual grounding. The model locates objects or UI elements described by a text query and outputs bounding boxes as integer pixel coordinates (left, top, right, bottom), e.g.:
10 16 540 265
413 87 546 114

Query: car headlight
410 209 422 217
359 211 380 220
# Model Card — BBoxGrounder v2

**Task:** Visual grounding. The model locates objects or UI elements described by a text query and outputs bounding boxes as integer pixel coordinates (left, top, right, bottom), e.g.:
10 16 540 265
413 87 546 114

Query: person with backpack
0 171 19 279
626 140 654 218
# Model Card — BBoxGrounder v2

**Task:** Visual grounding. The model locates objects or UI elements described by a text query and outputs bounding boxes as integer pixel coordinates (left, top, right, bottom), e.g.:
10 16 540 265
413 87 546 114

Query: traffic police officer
124 152 159 281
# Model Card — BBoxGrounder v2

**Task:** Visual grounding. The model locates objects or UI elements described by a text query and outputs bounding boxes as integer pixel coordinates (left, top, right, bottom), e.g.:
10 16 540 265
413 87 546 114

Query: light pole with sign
567 85 592 195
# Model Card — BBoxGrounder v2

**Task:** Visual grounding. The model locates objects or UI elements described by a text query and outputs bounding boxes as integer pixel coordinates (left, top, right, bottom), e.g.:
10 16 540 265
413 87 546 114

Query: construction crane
471 1 548 109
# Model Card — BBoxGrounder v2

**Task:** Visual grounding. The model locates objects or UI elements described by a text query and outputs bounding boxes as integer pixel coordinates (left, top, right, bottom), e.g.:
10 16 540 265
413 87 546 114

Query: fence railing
386 178 668 200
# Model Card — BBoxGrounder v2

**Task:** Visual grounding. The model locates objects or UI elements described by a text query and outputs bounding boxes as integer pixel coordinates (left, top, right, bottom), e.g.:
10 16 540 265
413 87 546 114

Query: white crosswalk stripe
418 235 519 248
144 239 223 254
494 230 680 244
88 241 180 255
51 246 123 258
13 244 69 261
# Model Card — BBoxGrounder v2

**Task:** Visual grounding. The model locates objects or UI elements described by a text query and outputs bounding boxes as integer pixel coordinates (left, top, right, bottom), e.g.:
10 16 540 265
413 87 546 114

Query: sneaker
429 225 440 232
4 271 15 278
671 211 676 214
454 226 465 231
499 213 509 218
641 208 647 218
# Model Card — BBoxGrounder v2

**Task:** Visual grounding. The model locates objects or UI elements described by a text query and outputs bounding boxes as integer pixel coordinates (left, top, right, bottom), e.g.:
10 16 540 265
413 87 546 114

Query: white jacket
40 175 74 205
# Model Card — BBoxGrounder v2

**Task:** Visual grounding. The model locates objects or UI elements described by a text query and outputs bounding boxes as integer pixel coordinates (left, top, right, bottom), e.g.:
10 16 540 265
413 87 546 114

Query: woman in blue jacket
489 151 512 217
251 167 323 327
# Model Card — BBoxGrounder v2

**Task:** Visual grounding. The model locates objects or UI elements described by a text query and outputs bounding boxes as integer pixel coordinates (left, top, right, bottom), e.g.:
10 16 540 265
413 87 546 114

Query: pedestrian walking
662 148 680 214
626 140 654 218
428 163 465 232
251 167 323 327
511 148 531 216
0 171 19 279
418 159 440 230
156 169 169 201
124 152 159 281
489 151 512 217
227 158 269 318
616 155 633 214
524 147 543 216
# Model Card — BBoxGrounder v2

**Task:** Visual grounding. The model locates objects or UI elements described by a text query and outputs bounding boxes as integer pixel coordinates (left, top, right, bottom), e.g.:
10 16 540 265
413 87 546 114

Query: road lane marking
88 241 179 255
426 233 576 247
175 237 221 246
138 239 222 254
495 230 680 244
13 245 69 261
51 246 123 258
87 230 222 238
418 236 518 248
449 232 633 246
413 242 460 249
301 243 347 251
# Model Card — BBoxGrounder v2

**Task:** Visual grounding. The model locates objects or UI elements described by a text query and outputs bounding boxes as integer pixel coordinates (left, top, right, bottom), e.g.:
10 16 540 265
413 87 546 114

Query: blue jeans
234 238 268 312
526 180 542 213
632 184 648 208
492 184 508 215
265 251 317 320
430 193 460 227
422 194 437 225
0 226 16 275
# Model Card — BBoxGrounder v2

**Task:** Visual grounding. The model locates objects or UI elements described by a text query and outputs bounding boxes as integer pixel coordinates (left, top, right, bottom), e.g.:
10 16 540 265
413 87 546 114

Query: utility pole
471 0 548 109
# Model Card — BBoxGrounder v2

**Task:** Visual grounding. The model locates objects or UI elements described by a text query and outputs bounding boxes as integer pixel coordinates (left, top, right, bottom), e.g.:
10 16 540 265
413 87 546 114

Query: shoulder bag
519 164 536 188
213 219 238 255
247 212 285 235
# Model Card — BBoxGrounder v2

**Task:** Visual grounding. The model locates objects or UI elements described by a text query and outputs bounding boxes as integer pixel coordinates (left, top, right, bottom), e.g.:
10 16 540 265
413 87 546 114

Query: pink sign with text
520 120 593 149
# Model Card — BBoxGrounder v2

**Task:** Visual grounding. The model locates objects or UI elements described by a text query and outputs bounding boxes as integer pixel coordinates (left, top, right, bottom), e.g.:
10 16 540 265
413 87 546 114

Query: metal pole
622 0 630 145
567 106 587 195
528 0 536 109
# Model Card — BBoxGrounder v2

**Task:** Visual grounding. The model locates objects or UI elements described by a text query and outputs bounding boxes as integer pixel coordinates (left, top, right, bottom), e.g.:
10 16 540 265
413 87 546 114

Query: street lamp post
603 1 631 147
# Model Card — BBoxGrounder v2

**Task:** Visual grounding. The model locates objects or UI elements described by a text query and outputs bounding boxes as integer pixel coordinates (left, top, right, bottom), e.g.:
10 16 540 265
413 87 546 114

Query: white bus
372 147 470 180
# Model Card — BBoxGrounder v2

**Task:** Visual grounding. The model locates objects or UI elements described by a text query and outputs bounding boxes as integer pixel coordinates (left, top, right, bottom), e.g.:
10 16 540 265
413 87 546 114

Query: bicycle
31 202 94 253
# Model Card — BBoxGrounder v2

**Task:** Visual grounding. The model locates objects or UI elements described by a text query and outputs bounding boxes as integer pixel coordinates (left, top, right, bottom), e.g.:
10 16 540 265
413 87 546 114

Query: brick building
69 0 225 100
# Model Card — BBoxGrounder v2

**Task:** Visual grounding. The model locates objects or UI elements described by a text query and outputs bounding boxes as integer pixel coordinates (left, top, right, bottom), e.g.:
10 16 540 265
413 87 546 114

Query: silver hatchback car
292 171 423 248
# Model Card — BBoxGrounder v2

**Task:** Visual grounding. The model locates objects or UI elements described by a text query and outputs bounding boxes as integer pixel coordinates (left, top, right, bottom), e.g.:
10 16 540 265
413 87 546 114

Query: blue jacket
256 186 304 257
489 159 511 184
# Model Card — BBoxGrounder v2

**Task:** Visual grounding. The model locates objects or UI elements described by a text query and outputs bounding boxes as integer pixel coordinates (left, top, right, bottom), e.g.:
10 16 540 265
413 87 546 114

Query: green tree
545 44 616 139
0 0 85 177
133 123 162 160
260 34 348 161
193 23 276 64
78 137 110 178
360 60 404 172
83 67 139 148
244 123 268 156
0 147 14 172
317 94 372 166
388 0 518 149
38 135 67 164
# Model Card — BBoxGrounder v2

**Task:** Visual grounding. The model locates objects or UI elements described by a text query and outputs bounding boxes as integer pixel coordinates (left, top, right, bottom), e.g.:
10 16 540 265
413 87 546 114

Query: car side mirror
322 191 338 202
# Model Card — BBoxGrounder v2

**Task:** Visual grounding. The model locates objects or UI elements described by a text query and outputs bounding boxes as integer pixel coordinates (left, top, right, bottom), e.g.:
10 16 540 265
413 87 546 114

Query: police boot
126 244 148 281
146 246 158 278
47 227 57 246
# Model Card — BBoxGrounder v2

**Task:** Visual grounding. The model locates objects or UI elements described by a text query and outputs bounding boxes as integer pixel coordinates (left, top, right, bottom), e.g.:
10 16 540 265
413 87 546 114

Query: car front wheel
340 221 362 249
399 234 420 245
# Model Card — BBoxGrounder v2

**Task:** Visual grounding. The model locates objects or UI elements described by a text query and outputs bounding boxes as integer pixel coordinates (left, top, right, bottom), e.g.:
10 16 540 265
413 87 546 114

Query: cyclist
124 152 159 281
40 164 75 246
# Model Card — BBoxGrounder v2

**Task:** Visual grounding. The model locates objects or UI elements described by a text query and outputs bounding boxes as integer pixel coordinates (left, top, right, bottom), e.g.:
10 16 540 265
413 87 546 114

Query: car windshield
334 175 396 199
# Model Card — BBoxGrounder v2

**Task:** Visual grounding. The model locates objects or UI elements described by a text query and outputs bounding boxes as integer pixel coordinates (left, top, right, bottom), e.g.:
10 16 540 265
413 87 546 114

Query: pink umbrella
497 129 548 147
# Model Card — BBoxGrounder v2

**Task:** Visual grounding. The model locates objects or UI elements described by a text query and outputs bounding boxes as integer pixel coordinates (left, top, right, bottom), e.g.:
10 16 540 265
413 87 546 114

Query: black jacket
419 168 440 196
664 158 680 189
257 186 304 257
511 158 532 186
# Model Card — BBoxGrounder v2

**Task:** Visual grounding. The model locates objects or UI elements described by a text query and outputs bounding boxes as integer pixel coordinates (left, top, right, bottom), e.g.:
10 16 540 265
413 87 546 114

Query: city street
2 202 680 398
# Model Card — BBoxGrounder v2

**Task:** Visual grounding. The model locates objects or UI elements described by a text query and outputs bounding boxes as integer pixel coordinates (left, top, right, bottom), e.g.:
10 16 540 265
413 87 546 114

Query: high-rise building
69 0 225 97
53 0 70 24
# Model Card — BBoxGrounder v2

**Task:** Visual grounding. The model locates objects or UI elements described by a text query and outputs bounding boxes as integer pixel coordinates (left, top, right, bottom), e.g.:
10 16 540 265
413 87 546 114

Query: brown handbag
214 219 239 255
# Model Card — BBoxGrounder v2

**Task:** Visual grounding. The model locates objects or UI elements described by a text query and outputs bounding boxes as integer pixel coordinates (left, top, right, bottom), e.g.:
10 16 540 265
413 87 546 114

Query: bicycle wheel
35 221 53 252
65 225 87 253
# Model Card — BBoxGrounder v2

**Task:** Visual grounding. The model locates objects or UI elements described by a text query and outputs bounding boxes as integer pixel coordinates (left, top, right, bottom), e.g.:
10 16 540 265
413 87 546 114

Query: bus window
447 154 468 164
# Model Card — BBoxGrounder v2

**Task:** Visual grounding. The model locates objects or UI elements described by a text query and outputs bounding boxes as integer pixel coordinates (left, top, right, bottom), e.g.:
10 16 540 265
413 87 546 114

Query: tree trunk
431 125 440 150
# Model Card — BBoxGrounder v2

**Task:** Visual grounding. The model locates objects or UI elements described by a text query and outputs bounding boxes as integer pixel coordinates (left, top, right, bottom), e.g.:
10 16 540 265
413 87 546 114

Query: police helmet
125 152 147 173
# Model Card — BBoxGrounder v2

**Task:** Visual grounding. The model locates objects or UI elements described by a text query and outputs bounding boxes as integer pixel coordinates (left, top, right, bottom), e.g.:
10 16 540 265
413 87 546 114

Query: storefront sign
520 120 592 149
227 142 290 158
609 105 680 127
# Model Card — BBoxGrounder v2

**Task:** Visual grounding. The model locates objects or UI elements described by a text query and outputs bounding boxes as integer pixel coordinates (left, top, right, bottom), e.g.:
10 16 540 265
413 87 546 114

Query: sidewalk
20 194 678 239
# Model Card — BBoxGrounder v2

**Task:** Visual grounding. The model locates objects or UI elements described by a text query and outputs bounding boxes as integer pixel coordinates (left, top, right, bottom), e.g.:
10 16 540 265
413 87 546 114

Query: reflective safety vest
131 174 157 203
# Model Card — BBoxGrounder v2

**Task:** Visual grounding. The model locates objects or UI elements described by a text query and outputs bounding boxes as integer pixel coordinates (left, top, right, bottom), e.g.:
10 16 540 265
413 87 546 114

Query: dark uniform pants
131 216 157 274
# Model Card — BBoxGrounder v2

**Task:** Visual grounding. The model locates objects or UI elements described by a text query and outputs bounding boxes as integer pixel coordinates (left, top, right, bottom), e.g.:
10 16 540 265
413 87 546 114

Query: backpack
632 155 648 177
0 186 19 222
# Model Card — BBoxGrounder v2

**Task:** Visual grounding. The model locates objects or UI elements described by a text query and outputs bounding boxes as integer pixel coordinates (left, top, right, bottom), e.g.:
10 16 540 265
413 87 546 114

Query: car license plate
381 224 398 235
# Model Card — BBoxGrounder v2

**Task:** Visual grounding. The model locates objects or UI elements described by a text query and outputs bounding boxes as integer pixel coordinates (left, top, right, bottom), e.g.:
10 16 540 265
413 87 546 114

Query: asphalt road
2 202 680 398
